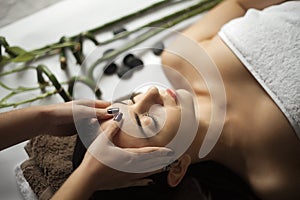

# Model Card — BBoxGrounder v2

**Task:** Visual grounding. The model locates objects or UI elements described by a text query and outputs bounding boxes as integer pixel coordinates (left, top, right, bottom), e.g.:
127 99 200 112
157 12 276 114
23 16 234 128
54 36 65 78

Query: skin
0 100 172 200
98 87 195 187
2 1 298 199
0 100 113 150
161 0 300 199
96 0 300 199
101 87 196 148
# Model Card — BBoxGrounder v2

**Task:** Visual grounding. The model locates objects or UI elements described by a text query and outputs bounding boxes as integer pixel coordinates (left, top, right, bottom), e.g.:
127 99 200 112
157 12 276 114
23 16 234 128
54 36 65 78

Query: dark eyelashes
147 113 158 129
134 113 142 127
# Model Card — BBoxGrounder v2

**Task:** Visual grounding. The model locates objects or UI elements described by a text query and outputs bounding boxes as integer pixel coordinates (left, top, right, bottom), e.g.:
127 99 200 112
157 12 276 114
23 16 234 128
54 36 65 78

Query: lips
166 88 177 104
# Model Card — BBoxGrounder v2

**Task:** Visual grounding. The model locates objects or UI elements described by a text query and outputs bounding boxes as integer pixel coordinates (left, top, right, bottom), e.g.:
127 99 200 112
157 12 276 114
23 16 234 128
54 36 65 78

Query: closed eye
145 113 158 130
130 95 157 128
117 93 158 134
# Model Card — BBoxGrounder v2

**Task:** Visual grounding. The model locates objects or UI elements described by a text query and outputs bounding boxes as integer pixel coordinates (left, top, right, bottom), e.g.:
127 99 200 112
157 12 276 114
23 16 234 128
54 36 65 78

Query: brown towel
21 135 76 199
21 135 260 200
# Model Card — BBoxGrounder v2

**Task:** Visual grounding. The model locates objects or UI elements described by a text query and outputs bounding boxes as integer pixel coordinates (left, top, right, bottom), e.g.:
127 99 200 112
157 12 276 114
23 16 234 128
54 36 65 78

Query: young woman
73 0 300 199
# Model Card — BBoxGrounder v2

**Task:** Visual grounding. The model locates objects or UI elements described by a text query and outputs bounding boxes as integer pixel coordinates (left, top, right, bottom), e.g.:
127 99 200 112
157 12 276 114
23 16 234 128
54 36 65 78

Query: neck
188 96 241 170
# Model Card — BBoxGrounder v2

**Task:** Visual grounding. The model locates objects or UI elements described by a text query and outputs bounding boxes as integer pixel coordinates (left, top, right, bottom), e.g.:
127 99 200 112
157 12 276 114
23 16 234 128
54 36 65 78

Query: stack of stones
103 26 165 79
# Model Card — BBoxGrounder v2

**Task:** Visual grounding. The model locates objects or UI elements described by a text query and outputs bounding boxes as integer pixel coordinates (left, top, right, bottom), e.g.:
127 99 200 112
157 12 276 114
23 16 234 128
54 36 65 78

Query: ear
167 154 191 187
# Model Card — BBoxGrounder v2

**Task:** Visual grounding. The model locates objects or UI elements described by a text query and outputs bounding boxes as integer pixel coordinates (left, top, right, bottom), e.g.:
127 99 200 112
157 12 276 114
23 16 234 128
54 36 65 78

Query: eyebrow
150 115 158 130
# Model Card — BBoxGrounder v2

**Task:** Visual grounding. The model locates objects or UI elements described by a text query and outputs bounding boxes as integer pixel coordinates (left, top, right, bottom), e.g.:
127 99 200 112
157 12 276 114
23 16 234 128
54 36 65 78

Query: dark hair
72 136 260 200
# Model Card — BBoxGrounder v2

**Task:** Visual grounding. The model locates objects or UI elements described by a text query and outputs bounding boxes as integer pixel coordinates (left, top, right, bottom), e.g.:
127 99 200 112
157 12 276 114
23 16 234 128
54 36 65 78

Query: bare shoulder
201 35 300 200
234 0 287 10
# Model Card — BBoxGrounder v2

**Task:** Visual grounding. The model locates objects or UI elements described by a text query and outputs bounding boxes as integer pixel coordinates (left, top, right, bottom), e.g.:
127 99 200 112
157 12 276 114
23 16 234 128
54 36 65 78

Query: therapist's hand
79 119 176 191
43 99 114 136
52 118 175 200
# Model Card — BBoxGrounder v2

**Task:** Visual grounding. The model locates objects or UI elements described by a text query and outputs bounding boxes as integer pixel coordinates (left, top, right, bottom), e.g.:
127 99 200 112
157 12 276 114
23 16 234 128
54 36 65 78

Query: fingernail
107 107 119 114
113 112 123 122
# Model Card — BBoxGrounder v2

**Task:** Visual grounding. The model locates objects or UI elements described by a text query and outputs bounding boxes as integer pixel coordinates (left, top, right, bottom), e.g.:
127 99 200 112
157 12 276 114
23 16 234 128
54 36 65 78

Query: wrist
79 152 111 191
77 159 100 193
75 165 96 196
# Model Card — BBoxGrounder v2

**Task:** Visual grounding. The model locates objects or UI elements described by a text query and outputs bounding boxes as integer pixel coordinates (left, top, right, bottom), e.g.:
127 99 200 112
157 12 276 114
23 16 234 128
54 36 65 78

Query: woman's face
101 86 197 148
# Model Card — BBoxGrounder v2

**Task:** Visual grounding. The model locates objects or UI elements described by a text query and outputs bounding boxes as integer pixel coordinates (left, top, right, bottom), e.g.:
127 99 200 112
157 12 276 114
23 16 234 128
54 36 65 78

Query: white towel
218 1 300 138
15 164 38 200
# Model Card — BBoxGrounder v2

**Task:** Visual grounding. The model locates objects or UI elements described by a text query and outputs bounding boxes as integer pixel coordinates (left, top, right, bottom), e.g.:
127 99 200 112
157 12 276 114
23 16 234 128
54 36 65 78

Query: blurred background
0 0 63 27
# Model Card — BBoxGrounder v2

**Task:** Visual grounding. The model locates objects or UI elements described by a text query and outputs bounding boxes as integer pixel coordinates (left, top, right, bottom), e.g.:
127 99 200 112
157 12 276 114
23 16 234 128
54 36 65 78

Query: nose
136 87 163 111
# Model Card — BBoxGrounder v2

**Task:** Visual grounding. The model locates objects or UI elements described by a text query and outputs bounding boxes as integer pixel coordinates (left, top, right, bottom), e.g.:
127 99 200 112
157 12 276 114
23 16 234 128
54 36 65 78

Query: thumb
124 146 174 156
103 114 123 141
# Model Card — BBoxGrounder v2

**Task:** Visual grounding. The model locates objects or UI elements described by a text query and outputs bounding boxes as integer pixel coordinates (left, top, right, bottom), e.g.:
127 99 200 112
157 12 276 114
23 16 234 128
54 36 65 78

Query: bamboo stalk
0 0 217 66
25 0 174 55
0 0 223 108
76 0 174 36
0 0 193 65
68 76 100 98
0 80 69 108
0 90 57 108
88 0 222 77
37 65 71 102
0 65 36 77
99 0 214 45
0 81 41 92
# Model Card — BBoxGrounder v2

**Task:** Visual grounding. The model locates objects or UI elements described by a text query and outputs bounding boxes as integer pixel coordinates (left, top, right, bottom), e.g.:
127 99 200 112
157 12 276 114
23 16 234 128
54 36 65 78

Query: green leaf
31 41 77 56
11 52 36 62
0 56 10 65
0 36 9 47
5 46 27 57
51 41 78 49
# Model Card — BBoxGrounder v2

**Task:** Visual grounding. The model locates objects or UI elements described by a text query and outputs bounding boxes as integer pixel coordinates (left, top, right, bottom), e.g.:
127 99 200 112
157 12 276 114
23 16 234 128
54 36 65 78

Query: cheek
112 130 149 148
159 111 181 142
141 117 152 127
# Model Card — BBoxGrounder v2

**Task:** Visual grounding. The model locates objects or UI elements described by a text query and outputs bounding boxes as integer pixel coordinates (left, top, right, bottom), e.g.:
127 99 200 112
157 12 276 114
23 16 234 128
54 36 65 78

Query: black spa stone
103 62 117 75
152 42 164 56
103 49 117 75
123 54 144 69
117 66 132 79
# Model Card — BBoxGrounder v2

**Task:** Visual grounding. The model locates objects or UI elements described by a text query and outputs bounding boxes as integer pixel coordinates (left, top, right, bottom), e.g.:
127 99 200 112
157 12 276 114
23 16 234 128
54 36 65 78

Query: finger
74 99 96 107
74 99 110 108
95 108 114 120
124 146 161 153
74 106 114 120
74 105 98 119
124 146 174 155
94 100 111 108
103 119 122 141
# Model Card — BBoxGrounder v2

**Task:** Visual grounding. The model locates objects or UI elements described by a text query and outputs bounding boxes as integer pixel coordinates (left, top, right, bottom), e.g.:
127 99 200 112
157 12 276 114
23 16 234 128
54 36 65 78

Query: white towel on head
218 1 300 138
